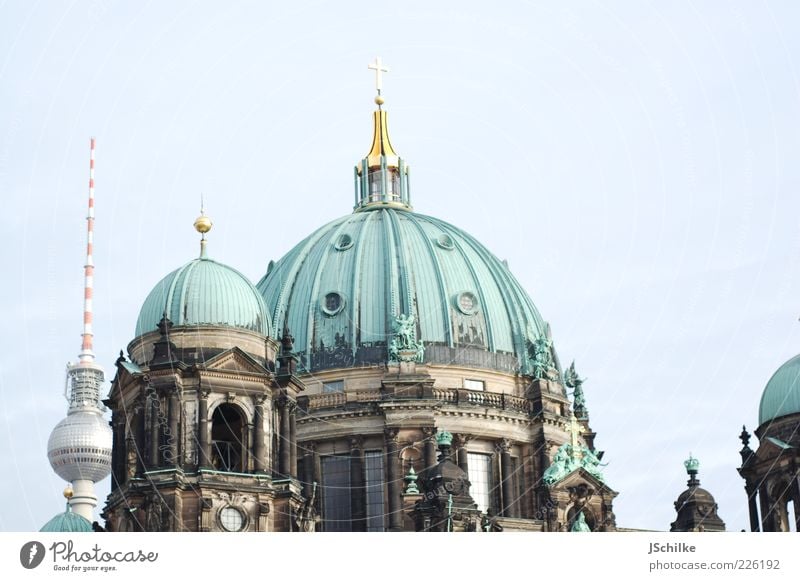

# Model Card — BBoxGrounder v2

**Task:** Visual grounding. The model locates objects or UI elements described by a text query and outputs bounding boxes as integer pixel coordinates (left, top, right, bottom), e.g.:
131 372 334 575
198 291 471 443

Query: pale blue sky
1 0 799 532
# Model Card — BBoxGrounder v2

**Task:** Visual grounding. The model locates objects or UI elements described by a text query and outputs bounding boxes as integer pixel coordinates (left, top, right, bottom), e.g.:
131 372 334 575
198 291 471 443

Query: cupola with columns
102 212 305 532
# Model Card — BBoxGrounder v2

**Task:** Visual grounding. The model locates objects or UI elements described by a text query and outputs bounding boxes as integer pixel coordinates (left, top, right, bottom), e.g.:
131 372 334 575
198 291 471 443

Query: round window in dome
322 292 345 316
455 291 479 315
436 234 455 250
219 506 245 532
334 234 353 251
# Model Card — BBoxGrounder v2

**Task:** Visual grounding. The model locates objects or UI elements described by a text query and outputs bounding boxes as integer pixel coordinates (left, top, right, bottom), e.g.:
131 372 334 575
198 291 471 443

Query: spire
79 137 97 363
194 195 213 258
65 138 106 412
354 57 411 211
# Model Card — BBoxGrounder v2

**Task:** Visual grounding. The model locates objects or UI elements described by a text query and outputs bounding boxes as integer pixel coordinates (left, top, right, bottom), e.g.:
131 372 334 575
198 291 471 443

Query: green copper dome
257 208 551 374
40 507 93 532
759 353 800 426
136 256 270 337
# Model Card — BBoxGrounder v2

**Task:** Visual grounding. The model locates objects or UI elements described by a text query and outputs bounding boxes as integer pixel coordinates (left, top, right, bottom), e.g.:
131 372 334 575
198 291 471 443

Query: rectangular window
321 455 351 531
322 380 344 393
464 379 485 391
364 450 385 532
467 453 493 513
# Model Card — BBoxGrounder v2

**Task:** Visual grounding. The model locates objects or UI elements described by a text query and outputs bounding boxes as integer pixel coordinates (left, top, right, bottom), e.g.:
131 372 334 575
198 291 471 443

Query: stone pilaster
197 388 211 469
385 428 403 531
166 386 180 467
499 439 516 517
253 394 267 473
350 436 366 531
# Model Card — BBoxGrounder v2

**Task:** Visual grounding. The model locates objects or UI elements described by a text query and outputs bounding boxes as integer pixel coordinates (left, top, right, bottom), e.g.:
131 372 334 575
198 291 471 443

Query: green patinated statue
571 511 591 532
579 446 605 482
389 313 424 363
543 443 577 485
542 443 606 486
564 360 588 419
530 335 557 381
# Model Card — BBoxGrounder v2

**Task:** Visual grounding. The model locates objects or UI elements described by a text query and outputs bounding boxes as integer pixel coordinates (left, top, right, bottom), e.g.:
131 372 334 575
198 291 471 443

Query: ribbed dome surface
759 353 800 426
136 257 270 337
257 207 549 374
40 508 93 532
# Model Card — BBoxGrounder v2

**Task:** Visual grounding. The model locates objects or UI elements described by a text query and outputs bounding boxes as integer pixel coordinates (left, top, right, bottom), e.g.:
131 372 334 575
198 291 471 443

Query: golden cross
368 56 389 93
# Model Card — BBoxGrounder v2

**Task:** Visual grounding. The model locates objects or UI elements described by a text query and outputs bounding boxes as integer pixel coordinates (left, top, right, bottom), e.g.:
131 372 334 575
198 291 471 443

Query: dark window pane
321 455 351 532
364 450 385 532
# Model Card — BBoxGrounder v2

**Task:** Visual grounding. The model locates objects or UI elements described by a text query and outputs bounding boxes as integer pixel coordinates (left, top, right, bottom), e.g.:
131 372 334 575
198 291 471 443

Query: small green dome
40 507 93 532
759 353 800 426
257 208 550 374
136 257 270 337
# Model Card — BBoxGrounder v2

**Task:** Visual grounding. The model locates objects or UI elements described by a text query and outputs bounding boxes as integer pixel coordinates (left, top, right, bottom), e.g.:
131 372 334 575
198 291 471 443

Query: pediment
552 467 617 496
107 358 144 401
202 347 270 375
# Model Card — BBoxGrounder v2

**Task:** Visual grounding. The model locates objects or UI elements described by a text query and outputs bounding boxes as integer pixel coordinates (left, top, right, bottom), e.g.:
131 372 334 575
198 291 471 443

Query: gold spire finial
193 195 212 258
364 57 398 168
63 486 74 500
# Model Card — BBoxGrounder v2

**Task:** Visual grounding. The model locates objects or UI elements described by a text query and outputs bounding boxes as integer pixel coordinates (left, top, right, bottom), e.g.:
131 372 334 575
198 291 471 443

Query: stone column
791 476 800 532
745 482 760 531
279 397 291 477
385 428 403 531
133 391 147 472
499 439 516 518
350 437 366 531
302 441 318 498
148 387 160 470
111 415 124 490
759 482 774 532
198 389 211 469
455 434 470 474
289 402 298 478
253 395 267 473
166 387 180 467
423 427 437 473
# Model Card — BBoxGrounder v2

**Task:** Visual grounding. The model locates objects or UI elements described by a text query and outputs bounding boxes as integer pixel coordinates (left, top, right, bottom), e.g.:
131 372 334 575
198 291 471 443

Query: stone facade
738 420 800 532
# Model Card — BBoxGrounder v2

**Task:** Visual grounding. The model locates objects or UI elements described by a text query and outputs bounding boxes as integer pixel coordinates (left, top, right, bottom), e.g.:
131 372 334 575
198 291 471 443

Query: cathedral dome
135 255 270 338
257 207 549 374
758 353 800 426
40 507 93 533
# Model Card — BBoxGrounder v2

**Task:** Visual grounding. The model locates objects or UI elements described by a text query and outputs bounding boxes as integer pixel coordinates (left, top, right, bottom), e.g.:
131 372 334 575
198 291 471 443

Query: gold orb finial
374 95 385 106
63 487 74 500
194 214 212 234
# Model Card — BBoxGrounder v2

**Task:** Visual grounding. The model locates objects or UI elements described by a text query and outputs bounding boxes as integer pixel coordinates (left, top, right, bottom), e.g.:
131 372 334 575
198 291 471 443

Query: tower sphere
47 408 112 483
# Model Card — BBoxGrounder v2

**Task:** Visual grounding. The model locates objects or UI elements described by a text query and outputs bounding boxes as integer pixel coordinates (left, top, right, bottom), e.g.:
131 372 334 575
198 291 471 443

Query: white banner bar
1 532 797 580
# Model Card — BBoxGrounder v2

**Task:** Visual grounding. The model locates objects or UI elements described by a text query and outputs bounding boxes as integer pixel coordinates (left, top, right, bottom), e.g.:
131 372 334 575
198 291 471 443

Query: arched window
211 404 245 472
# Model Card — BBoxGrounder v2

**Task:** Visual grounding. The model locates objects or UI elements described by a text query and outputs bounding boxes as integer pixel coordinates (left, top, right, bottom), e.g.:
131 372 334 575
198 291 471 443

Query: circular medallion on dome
322 292 345 316
456 291 479 315
436 234 455 250
334 234 354 251
219 506 244 532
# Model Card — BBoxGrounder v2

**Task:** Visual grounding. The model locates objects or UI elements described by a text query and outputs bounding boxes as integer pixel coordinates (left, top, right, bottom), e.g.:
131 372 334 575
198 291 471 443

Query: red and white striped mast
79 137 97 362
